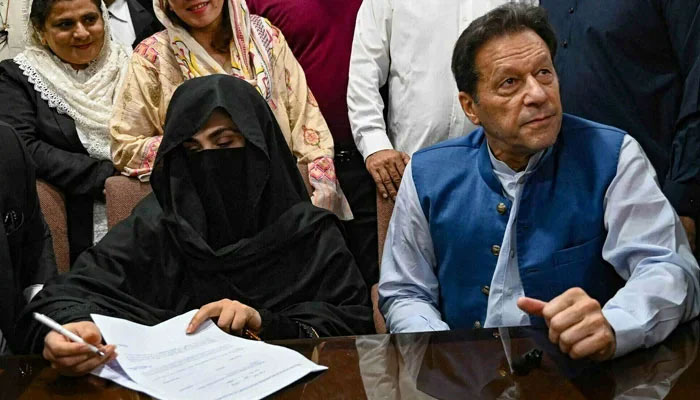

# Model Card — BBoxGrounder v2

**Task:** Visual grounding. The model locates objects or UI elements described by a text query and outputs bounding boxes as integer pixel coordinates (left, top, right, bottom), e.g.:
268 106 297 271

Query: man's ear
458 91 480 126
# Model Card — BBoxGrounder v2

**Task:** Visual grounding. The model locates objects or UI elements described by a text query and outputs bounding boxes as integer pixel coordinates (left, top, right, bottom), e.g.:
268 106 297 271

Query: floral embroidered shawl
154 0 276 104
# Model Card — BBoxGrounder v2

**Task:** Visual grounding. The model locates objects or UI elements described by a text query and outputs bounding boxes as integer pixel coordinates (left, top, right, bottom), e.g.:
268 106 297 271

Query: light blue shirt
379 135 700 358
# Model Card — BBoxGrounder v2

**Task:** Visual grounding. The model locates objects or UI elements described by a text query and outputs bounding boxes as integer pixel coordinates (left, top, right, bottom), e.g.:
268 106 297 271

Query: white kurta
347 0 535 159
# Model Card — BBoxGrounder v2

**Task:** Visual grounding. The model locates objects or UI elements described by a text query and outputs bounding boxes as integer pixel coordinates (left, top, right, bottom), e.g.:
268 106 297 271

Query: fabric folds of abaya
16 76 373 353
0 122 57 352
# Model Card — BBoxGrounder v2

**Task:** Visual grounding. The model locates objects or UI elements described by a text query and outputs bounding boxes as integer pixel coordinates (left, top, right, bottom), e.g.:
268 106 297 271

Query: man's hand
188 299 262 335
365 149 410 201
517 288 616 361
680 216 696 254
43 321 116 376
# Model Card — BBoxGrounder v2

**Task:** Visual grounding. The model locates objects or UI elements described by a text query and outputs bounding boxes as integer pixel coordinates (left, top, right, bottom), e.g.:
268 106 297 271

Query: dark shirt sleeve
258 302 373 340
19 208 58 288
0 62 116 198
661 0 700 217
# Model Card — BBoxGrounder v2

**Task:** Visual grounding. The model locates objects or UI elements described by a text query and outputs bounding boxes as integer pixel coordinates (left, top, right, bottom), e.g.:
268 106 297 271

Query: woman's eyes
53 14 99 29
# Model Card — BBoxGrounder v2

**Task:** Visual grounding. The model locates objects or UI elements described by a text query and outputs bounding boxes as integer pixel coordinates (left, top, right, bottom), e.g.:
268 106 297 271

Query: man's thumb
517 297 547 317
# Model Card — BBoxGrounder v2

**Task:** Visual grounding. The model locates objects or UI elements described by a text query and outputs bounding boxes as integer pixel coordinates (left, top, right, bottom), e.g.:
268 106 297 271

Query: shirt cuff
663 179 700 218
356 131 394 161
23 284 44 302
389 315 450 334
602 307 645 358
383 299 450 333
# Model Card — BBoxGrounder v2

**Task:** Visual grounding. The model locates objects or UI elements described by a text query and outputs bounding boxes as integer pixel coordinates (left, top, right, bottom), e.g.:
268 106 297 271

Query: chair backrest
298 163 312 197
376 194 395 264
106 164 312 229
104 176 153 229
36 180 70 273
372 193 396 334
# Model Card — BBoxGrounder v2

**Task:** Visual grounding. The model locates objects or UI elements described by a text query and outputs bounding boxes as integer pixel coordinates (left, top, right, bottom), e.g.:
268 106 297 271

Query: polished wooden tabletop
2 320 699 399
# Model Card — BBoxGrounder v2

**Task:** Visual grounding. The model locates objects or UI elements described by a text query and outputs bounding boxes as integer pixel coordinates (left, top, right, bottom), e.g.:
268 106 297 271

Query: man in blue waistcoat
378 3 700 361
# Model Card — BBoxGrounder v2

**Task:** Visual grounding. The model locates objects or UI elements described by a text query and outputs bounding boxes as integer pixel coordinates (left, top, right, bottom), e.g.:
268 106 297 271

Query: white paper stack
89 310 326 400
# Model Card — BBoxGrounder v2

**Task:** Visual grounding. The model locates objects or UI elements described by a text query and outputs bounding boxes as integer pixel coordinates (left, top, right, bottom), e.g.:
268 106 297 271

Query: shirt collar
487 143 547 178
108 0 130 23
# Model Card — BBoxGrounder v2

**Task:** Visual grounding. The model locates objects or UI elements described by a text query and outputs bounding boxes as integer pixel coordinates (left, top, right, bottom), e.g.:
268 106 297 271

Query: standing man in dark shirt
245 0 378 287
539 1 700 253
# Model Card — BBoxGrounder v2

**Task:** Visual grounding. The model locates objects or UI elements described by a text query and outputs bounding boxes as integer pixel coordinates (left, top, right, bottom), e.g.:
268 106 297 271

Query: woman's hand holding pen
43 321 117 376
187 299 262 338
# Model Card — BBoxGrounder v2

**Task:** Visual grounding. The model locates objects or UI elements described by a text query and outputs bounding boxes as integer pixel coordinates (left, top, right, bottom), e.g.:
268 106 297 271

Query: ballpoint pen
33 312 107 357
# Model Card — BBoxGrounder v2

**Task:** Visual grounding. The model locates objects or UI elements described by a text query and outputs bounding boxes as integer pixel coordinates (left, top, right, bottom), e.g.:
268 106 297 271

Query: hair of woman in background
17 75 373 375
0 0 131 261
110 0 352 220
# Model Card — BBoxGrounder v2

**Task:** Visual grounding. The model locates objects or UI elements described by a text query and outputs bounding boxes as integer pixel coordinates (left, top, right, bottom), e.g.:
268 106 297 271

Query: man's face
459 29 562 164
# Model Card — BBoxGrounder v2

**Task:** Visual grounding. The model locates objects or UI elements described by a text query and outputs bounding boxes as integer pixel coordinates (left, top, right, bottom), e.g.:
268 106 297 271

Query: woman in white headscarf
109 0 352 219
0 0 130 262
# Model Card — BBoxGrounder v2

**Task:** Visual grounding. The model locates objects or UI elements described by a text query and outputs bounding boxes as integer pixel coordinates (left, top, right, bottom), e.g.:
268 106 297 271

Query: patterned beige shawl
154 0 277 104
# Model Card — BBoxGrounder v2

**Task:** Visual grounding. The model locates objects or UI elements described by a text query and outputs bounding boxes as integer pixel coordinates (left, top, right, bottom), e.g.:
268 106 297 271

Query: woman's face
39 0 105 70
167 0 225 31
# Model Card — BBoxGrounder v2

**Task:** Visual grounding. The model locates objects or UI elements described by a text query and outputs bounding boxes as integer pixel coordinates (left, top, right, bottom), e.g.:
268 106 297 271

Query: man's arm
661 0 700 250
519 135 700 360
378 162 450 333
602 135 700 357
346 0 409 201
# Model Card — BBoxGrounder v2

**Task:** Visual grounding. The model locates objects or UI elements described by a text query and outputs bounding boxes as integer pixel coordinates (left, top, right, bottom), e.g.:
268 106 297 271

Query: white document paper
92 359 153 395
90 310 326 400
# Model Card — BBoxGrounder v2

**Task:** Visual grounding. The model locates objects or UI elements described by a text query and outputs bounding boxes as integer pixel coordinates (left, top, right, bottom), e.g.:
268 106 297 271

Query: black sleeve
0 61 116 198
0 121 58 288
661 0 700 218
14 197 166 353
257 217 375 340
18 207 58 289
258 302 374 340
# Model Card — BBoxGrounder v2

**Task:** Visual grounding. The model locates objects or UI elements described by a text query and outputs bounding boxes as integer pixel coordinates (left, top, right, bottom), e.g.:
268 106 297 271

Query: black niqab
184 148 248 249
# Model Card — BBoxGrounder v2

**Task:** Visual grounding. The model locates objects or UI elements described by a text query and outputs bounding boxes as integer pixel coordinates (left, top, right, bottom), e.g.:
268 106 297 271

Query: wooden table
2 320 699 399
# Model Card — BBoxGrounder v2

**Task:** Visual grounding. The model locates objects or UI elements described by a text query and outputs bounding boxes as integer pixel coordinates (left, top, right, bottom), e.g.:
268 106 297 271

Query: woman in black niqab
16 75 374 360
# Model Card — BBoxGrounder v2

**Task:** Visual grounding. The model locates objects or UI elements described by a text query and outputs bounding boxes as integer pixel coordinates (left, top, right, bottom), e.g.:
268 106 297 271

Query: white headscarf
13 0 130 160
